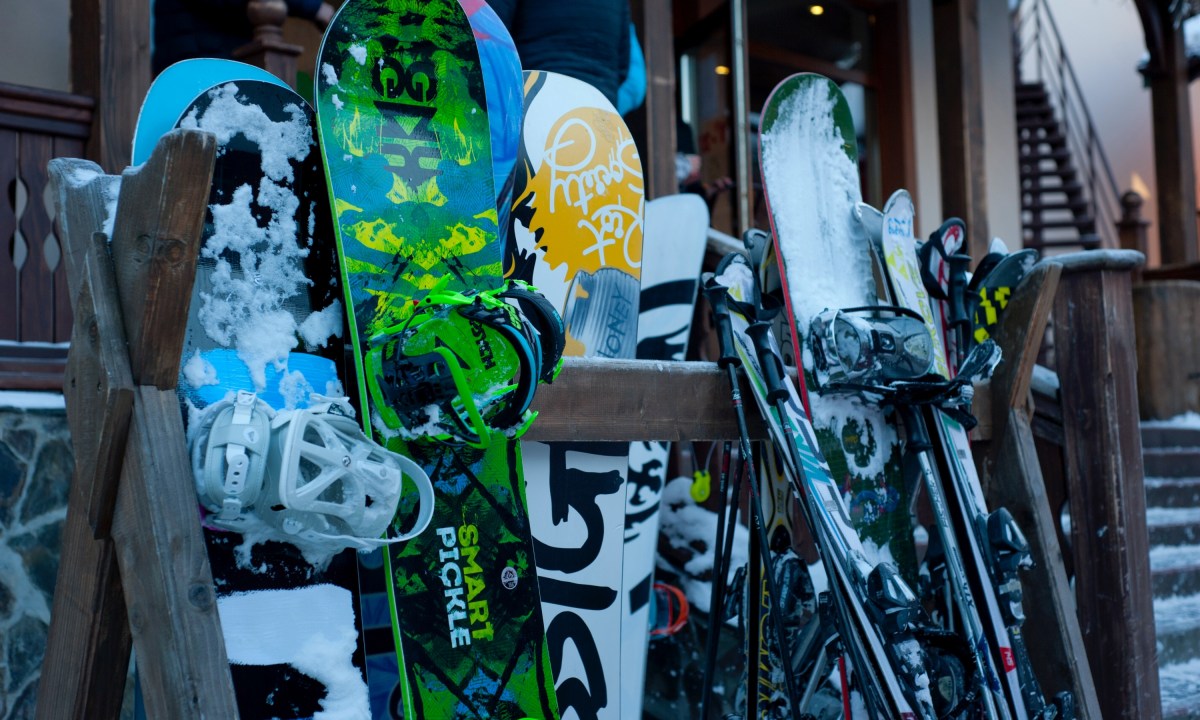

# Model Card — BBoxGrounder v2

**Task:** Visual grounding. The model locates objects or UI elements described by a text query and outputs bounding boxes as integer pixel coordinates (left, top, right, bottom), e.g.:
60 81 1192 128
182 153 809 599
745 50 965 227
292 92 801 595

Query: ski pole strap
701 274 740 368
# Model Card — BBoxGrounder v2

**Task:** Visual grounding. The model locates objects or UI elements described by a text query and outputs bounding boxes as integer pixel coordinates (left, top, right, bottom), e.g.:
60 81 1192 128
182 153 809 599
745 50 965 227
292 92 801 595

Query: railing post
1052 249 1161 720
232 0 303 89
1117 190 1150 263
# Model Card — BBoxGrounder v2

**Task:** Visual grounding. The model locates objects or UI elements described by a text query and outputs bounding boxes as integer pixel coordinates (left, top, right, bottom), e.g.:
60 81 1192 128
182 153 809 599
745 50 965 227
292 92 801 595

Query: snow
0 391 66 410
1154 592 1200 635
760 79 870 330
657 475 749 615
299 301 344 350
1150 543 1200 572
219 584 369 719
1160 658 1200 716
320 63 339 87
180 83 317 391
348 44 367 65
182 350 219 388
1147 506 1200 527
1144 411 1200 429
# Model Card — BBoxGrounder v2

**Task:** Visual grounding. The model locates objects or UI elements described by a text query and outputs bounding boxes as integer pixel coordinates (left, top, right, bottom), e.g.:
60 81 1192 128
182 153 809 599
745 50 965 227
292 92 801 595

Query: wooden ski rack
37 128 1145 719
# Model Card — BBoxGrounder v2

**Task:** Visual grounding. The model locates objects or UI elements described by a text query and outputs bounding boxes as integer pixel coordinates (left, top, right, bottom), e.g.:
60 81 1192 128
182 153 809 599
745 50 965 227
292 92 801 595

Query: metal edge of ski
710 252 934 720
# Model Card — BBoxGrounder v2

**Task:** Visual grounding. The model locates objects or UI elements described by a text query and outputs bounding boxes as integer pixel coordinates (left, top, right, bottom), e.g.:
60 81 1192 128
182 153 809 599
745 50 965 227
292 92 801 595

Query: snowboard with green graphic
757 74 916 581
314 1 558 717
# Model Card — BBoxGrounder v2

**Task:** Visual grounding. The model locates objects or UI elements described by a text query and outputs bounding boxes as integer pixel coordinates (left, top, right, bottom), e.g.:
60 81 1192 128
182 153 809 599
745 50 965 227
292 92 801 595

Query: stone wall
0 404 71 719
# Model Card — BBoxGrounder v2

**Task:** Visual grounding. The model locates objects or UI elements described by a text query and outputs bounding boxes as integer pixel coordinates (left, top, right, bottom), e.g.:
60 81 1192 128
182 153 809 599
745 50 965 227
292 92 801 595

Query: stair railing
1013 0 1123 250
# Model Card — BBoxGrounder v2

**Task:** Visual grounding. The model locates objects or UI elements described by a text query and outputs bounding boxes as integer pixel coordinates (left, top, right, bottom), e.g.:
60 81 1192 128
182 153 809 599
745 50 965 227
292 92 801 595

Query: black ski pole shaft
700 439 736 720
703 277 803 720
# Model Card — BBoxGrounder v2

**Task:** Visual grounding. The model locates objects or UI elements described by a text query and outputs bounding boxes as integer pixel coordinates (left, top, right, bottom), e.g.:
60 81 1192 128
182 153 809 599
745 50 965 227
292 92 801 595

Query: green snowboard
314 0 559 717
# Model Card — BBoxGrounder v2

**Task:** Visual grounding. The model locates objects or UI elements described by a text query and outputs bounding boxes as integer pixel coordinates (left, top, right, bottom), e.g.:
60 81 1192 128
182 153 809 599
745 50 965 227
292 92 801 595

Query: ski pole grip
701 276 739 368
745 321 788 403
948 254 971 329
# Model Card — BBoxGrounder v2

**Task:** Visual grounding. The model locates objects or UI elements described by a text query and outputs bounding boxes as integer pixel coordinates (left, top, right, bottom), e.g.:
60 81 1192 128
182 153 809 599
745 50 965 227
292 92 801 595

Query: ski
877 189 1066 719
710 252 933 719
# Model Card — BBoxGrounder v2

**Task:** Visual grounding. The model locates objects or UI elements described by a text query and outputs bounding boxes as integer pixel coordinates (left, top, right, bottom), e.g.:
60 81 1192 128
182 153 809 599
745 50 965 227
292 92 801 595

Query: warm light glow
715 65 731 76
809 4 825 15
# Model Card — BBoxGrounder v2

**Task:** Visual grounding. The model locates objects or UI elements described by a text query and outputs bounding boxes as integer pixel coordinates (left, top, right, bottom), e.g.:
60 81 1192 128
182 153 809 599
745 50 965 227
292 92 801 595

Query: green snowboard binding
364 277 565 448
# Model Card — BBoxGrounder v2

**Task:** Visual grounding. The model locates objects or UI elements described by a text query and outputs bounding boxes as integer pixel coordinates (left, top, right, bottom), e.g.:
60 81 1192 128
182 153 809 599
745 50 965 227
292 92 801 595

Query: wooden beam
110 387 239 719
1133 280 1200 420
1051 249 1161 720
108 129 216 388
931 0 989 261
39 129 233 719
527 357 763 441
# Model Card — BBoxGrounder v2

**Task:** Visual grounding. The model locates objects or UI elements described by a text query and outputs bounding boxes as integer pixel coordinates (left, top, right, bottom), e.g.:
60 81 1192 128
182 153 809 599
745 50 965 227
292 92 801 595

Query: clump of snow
278 369 314 410
321 63 339 87
657 475 749 614
219 585 369 719
348 45 367 65
181 84 317 390
761 80 871 329
182 350 219 388
299 301 344 350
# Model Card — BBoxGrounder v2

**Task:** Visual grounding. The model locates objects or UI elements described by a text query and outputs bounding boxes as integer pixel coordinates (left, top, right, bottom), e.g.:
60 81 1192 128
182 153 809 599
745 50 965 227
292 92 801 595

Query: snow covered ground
0 391 65 411
1147 412 1200 717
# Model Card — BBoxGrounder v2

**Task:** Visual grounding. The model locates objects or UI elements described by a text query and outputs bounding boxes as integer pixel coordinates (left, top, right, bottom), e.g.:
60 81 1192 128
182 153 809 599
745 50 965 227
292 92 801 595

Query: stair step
1148 507 1200 545
1018 132 1068 150
1020 166 1079 183
1143 424 1200 449
1023 235 1102 250
1147 477 1200 507
1146 448 1200 477
1154 593 1200 666
1161 658 1200 718
1020 149 1073 165
1154 565 1200 598
1021 198 1089 214
1023 216 1096 232
1022 180 1085 197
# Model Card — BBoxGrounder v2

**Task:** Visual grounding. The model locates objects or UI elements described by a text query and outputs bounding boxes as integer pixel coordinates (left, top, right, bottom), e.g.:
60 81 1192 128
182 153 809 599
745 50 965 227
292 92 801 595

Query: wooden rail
0 82 93 390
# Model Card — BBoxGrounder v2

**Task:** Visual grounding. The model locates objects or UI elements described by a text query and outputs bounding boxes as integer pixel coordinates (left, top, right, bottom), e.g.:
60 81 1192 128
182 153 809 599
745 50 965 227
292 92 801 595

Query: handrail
1013 0 1123 250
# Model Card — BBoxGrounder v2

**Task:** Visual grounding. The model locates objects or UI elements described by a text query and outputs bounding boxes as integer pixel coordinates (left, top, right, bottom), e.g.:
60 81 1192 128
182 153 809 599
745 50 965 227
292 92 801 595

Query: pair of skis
708 72 1073 719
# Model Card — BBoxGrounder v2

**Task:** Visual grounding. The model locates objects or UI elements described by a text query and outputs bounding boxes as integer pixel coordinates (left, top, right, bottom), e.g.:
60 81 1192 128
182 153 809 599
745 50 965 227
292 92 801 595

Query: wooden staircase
1016 81 1103 252
1142 423 1200 719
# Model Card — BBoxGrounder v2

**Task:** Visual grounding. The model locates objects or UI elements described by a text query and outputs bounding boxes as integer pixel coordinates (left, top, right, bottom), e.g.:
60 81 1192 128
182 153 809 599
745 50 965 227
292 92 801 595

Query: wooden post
38 129 239 719
70 0 150 172
931 0 989 262
1142 13 1198 265
974 261 1103 719
1051 249 1161 720
1133 280 1200 420
1117 190 1151 261
233 0 304 89
629 0 676 201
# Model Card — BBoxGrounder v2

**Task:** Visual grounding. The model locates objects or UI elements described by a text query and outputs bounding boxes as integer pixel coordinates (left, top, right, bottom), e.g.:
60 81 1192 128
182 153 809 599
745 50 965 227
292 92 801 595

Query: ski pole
703 275 803 720
699 438 736 720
